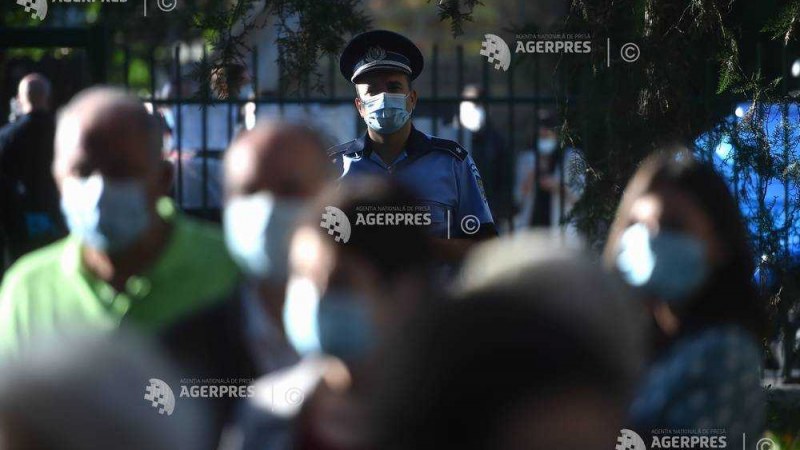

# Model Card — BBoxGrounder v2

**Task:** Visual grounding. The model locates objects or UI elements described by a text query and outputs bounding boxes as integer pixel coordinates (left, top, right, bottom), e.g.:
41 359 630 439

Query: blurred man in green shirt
0 87 239 357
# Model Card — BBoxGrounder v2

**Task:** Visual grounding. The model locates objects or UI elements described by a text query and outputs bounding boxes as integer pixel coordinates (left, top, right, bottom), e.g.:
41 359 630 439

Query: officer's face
354 71 417 118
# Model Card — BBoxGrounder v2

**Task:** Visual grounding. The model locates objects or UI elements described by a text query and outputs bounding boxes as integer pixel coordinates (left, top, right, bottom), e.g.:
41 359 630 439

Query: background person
603 150 766 447
235 177 436 450
458 84 513 230
328 29 496 263
0 87 239 357
160 121 335 448
0 73 65 271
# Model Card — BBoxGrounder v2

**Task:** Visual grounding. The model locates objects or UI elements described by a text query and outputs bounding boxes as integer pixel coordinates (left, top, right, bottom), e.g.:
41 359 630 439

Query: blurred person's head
0 332 209 450
603 149 765 341
222 121 334 289
370 232 643 450
283 177 434 369
17 73 51 113
53 87 171 255
535 110 559 156
459 84 485 132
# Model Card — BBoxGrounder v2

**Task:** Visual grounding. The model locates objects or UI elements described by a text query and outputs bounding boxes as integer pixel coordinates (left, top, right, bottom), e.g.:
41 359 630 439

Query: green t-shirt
0 198 240 357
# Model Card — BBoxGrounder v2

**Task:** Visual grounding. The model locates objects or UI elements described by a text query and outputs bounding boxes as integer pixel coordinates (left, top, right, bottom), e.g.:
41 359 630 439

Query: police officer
329 30 496 262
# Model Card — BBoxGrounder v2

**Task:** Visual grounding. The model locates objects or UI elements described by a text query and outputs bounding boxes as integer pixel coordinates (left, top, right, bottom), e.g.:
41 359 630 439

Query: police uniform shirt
328 125 496 239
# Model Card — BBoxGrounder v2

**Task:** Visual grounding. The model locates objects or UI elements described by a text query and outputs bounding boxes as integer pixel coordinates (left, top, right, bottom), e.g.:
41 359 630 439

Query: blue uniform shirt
328 125 496 239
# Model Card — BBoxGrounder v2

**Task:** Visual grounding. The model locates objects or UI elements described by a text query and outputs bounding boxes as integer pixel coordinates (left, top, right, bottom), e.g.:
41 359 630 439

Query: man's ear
355 96 365 118
409 89 418 110
158 159 174 196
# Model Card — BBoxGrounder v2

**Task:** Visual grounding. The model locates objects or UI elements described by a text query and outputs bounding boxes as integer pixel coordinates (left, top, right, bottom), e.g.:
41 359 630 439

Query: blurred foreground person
0 74 65 269
0 332 210 450
161 121 335 446
0 87 238 357
233 177 435 450
604 151 766 446
370 232 643 450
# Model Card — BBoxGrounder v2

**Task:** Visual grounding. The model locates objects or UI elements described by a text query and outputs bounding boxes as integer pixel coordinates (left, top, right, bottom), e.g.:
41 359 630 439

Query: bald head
53 87 171 211
224 122 334 200
17 73 51 113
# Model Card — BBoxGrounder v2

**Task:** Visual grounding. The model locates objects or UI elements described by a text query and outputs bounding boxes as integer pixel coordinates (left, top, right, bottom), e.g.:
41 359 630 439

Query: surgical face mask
360 92 412 135
538 137 557 155
615 223 710 303
459 101 485 132
283 277 375 361
61 175 151 253
223 192 306 282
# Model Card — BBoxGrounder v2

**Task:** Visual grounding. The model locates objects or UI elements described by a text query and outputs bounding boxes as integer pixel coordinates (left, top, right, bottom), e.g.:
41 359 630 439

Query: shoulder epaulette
327 139 358 158
430 136 468 162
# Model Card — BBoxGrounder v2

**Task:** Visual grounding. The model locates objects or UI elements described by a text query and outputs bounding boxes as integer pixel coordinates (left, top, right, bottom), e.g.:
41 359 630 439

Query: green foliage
432 0 484 36
763 0 800 44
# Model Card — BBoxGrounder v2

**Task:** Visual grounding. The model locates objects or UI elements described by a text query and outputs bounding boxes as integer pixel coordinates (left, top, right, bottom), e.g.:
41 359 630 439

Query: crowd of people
0 42 766 449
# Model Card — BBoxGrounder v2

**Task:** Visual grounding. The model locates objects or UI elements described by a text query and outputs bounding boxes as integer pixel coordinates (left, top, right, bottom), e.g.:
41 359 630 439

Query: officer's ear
354 93 366 118
409 89 418 110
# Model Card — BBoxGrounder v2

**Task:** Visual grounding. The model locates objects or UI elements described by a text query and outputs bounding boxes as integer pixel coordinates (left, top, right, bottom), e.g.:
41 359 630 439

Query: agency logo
320 206 351 243
156 0 176 12
460 215 480 235
756 438 776 450
620 42 640 63
144 378 176 416
616 429 647 450
480 34 511 72
15 0 48 21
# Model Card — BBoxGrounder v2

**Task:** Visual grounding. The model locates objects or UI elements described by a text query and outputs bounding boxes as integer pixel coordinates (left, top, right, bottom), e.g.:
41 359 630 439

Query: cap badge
364 46 386 62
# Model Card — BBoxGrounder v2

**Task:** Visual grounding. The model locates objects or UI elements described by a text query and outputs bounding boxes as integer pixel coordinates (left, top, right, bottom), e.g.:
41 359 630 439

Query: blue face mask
360 92 412 134
283 277 375 361
615 223 710 303
223 193 306 283
60 175 150 253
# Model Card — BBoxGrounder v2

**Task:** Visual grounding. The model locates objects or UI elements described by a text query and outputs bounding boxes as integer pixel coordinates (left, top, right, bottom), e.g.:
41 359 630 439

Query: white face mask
223 192 306 282
459 101 485 132
283 276 375 361
60 174 151 253
538 137 557 155
360 92 412 134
